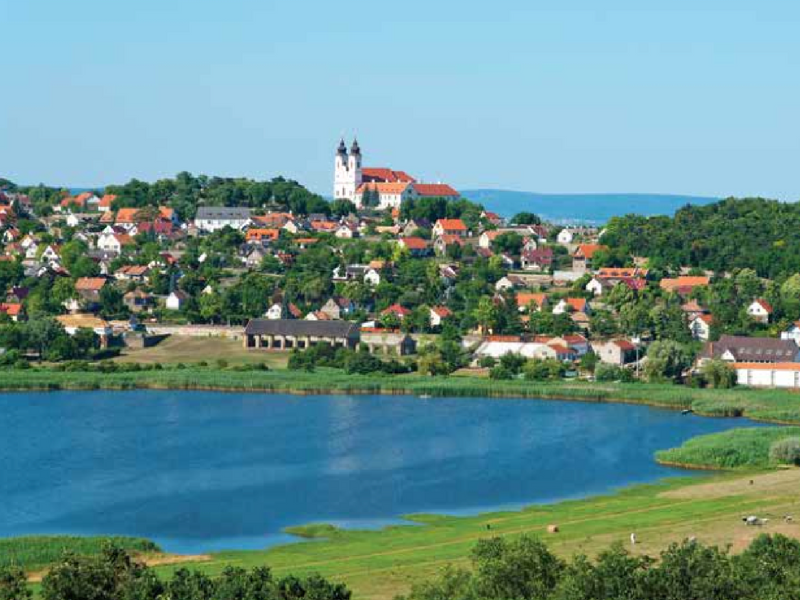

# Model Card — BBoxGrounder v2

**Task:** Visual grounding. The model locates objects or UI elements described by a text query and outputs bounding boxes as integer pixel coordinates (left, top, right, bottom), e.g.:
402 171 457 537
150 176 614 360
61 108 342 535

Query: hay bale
547 524 559 534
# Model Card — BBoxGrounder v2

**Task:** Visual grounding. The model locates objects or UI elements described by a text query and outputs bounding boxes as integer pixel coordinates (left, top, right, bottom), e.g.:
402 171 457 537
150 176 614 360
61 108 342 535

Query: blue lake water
0 391 767 554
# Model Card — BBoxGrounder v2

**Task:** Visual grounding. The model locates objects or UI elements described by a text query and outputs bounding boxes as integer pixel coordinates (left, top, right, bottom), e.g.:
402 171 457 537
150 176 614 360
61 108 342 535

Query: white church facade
333 139 459 210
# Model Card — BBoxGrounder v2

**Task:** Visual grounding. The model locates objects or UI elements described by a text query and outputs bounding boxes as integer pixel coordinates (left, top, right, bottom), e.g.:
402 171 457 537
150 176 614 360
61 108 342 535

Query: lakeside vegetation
0 536 159 571
656 427 800 470
1 366 799 424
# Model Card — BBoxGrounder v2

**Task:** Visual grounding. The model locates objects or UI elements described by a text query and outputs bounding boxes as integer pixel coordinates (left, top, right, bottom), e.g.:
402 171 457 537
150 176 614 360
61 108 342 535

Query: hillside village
1 141 800 389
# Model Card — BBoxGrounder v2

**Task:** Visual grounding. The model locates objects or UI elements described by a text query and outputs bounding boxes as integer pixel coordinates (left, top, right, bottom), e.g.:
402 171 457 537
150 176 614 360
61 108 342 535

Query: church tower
333 138 362 201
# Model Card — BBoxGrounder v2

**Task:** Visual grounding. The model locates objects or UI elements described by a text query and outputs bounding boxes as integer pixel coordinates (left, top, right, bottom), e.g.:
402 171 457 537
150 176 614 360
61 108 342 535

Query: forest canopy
602 197 800 278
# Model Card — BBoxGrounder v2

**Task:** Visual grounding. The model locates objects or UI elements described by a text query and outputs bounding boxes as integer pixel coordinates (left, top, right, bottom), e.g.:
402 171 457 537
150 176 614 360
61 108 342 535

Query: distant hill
461 189 720 224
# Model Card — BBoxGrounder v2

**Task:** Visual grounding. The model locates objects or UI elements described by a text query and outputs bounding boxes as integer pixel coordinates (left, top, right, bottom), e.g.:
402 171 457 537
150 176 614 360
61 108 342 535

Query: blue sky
1 0 798 199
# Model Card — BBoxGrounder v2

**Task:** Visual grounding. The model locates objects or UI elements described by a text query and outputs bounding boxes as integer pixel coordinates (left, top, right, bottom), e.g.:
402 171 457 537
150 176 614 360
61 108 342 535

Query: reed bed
0 535 159 570
655 427 800 469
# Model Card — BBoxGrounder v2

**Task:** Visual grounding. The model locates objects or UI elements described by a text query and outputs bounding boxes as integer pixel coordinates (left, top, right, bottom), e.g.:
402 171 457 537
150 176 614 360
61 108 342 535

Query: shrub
523 359 565 381
701 359 737 389
769 437 800 466
478 356 497 369
489 365 513 380
595 363 623 382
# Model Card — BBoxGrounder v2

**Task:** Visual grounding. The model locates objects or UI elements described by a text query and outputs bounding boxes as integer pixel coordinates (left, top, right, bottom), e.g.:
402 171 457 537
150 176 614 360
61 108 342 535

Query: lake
0 391 764 554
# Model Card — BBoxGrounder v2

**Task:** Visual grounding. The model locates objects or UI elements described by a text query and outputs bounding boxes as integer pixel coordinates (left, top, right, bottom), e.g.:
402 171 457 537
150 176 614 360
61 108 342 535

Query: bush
595 363 623 382
523 359 565 381
489 365 513 380
701 359 737 389
769 437 800 466
478 356 497 369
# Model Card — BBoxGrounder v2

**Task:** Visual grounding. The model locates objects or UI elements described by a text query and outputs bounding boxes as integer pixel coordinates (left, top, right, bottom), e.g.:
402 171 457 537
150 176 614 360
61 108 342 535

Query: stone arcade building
243 319 360 350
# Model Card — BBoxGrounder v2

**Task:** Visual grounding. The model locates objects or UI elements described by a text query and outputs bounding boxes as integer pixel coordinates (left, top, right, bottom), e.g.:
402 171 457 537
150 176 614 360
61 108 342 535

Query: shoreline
0 368 798 426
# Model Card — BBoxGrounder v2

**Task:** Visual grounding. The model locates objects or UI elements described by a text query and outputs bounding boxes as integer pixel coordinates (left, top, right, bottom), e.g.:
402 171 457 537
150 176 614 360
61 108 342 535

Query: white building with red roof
334 138 458 208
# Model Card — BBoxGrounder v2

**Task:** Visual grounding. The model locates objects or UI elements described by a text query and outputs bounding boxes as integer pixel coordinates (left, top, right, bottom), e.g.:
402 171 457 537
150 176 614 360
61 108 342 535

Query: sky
1 0 799 199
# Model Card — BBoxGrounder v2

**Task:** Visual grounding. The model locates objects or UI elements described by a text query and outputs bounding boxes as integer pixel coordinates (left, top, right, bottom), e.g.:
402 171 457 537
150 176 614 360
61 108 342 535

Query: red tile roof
413 183 460 197
399 237 428 250
75 277 107 291
362 168 416 183
435 218 467 232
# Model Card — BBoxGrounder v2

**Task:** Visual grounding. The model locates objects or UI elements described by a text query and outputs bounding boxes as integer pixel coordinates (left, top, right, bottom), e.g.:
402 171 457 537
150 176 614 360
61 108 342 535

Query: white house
194 207 251 232
429 306 452 327
689 314 713 341
364 268 381 287
781 321 800 345
746 299 773 324
265 303 284 320
166 290 188 311
557 229 574 245
97 232 132 254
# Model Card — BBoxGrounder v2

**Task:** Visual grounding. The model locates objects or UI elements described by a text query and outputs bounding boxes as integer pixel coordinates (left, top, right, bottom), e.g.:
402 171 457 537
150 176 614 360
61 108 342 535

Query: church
333 139 460 210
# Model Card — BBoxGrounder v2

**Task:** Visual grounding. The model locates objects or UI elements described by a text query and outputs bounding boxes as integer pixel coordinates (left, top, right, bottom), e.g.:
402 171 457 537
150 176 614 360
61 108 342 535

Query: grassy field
0 368 799 425
0 536 159 571
656 427 800 469
114 335 289 369
139 469 800 600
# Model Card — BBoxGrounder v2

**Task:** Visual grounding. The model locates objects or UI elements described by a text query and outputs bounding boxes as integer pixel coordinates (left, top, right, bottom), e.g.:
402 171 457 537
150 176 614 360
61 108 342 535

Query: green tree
644 340 692 382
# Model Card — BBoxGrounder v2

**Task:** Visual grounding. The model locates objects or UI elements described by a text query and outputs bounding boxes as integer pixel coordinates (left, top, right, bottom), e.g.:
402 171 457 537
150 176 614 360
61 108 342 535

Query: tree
492 232 523 255
644 340 692 382
330 199 356 217
701 359 736 389
0 565 31 600
510 212 541 225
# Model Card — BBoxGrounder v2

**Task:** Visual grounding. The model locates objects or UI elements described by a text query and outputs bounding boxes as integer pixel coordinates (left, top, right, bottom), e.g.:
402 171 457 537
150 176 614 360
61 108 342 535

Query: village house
397 237 430 257
0 303 23 322
700 335 800 364
659 275 711 295
55 314 113 347
123 289 154 313
688 314 714 341
495 275 525 292
320 297 355 320
432 218 468 238
746 299 773 324
591 339 638 366
194 206 251 232
521 247 553 272
382 304 411 320
516 292 548 313
166 290 188 311
572 244 607 273
433 234 465 256
780 321 800 345
97 231 134 254
360 330 417 356
557 229 574 244
245 228 280 244
553 297 590 315
428 305 452 328
114 265 150 284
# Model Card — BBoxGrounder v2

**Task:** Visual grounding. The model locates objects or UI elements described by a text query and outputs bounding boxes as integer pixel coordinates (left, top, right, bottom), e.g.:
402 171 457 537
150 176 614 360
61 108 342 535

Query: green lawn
146 469 800 600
